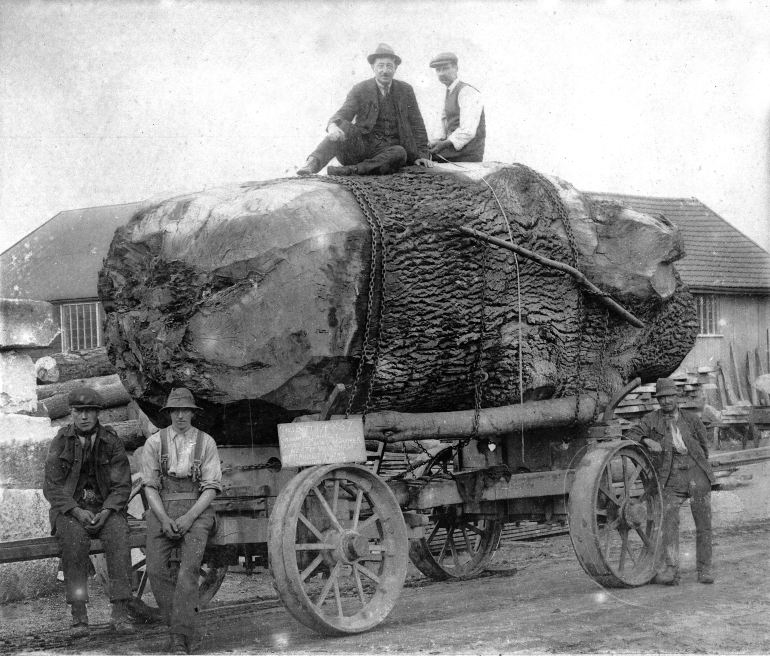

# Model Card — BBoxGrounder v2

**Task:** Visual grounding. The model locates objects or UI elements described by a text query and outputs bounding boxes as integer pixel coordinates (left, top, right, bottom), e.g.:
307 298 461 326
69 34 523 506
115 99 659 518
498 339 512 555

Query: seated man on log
427 52 486 163
141 388 222 655
627 378 715 585
43 386 136 638
296 43 434 176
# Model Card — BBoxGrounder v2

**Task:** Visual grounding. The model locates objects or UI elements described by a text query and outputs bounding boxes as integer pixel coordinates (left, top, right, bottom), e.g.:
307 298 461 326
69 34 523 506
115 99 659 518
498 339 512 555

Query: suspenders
160 427 205 482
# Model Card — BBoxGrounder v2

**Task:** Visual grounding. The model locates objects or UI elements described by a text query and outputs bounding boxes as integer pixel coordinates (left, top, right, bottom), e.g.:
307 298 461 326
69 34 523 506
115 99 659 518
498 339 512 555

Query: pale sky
1 0 769 254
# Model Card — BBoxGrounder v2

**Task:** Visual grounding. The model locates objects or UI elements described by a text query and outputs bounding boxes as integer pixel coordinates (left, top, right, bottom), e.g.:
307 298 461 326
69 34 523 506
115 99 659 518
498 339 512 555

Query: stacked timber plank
614 372 704 432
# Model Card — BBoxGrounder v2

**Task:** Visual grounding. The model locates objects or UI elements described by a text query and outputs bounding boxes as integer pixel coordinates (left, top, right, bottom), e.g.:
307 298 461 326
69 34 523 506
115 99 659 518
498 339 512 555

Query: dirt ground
1 459 769 655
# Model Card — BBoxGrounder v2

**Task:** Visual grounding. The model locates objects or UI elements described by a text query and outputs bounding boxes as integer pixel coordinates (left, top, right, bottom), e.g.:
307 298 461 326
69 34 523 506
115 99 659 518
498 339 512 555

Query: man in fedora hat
627 377 715 585
141 387 222 654
43 386 136 637
296 43 434 177
428 52 486 163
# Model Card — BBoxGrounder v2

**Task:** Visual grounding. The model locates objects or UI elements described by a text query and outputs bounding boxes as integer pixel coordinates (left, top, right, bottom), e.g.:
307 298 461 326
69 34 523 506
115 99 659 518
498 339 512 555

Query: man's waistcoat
445 81 486 160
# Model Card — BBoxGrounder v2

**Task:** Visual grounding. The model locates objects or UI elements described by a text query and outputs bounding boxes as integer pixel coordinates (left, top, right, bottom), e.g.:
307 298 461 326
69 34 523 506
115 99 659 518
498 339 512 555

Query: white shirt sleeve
448 85 484 151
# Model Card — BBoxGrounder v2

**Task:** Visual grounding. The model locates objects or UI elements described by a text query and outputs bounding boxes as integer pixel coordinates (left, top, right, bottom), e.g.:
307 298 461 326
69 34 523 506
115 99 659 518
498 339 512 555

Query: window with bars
695 294 721 336
60 302 105 352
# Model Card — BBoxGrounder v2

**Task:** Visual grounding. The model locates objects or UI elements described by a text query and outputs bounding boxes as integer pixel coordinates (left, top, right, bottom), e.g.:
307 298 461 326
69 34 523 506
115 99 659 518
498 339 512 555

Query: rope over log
458 226 645 329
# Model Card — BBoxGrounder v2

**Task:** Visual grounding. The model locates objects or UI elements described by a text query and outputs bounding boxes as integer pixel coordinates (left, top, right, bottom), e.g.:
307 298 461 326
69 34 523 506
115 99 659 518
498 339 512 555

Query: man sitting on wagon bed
43 386 136 638
141 387 222 655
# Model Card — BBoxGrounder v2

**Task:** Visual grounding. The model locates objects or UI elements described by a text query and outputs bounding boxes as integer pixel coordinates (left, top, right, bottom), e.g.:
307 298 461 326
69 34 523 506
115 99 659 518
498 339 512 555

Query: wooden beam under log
458 226 645 329
363 395 597 443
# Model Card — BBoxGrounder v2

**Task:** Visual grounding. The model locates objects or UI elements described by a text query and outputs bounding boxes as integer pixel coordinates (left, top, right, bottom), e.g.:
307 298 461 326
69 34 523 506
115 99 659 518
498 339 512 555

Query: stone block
0 415 57 488
0 488 59 603
0 299 59 350
0 351 37 414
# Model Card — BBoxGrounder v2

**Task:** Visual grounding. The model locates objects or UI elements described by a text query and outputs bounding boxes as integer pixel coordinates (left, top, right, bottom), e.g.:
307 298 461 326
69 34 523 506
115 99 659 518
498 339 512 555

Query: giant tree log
39 374 132 420
98 163 697 444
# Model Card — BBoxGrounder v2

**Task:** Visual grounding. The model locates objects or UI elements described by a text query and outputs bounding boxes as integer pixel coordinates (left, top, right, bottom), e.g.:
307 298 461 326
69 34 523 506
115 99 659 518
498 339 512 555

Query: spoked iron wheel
409 513 503 580
568 441 662 587
268 464 408 636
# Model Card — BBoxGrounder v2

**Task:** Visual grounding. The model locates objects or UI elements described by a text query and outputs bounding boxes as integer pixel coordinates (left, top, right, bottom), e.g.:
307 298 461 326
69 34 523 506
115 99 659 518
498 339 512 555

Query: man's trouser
145 482 215 638
309 122 407 175
660 454 713 574
54 504 132 604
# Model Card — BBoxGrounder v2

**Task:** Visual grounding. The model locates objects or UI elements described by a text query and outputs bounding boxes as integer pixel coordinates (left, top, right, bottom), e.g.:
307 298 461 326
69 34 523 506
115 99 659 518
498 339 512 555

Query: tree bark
35 347 115 385
98 165 697 444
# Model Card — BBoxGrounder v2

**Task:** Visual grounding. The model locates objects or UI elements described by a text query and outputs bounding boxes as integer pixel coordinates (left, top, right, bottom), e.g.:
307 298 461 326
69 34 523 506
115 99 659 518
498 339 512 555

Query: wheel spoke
618 530 628 572
627 463 642 489
437 530 451 563
463 523 485 537
299 511 326 541
356 562 382 585
353 562 366 606
333 578 343 617
426 520 442 544
635 527 654 551
357 512 380 534
331 479 340 516
301 554 325 581
460 524 474 556
625 538 638 566
314 562 340 608
295 543 336 551
312 485 344 531
351 489 364 531
448 532 460 569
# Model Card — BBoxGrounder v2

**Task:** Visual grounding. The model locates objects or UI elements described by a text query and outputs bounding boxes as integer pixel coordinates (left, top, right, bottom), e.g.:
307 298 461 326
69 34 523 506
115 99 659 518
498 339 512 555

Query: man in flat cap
141 388 222 654
296 43 434 177
627 377 715 585
428 52 486 163
43 386 135 637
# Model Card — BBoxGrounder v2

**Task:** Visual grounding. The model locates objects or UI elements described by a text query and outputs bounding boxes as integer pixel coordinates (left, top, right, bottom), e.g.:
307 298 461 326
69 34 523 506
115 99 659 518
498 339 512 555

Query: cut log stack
34 348 157 450
614 373 705 433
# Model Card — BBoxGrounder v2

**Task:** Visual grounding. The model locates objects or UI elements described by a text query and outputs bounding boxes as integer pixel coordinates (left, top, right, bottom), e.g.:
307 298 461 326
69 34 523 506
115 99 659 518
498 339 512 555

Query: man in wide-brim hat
627 377 715 585
43 386 136 637
141 387 222 654
296 43 434 177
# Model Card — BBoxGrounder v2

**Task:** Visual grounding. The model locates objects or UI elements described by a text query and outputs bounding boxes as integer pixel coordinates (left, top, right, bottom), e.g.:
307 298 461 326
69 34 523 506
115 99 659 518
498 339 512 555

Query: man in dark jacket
297 43 434 176
627 377 715 585
43 386 135 637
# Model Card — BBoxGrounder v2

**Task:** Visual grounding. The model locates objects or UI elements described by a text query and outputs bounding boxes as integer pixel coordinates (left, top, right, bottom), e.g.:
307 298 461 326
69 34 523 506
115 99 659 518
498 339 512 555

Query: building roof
586 193 770 294
0 202 144 302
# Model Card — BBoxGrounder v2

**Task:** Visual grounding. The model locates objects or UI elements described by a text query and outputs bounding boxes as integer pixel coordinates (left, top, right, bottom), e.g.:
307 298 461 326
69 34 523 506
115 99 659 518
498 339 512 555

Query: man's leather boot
698 570 715 584
327 165 357 176
110 599 137 634
652 566 680 585
296 156 321 176
167 634 188 654
70 602 90 638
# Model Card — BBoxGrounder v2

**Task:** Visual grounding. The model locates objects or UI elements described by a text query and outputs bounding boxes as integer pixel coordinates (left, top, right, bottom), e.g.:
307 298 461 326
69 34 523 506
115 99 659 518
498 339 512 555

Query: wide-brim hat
429 52 458 68
654 378 679 398
68 386 105 409
161 387 202 412
367 43 401 67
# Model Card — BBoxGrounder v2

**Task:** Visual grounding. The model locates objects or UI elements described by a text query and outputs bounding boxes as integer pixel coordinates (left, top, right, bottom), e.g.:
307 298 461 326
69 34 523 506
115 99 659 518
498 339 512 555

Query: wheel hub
326 529 370 564
620 498 647 528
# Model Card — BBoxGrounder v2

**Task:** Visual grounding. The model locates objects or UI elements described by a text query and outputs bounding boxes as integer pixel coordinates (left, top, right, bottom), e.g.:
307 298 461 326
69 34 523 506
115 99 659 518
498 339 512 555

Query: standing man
43 386 135 637
428 52 486 163
296 43 434 176
141 388 222 655
627 378 715 585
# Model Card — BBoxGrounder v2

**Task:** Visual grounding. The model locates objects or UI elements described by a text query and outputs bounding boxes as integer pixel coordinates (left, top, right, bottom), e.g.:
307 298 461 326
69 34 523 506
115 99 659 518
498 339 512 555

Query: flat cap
429 52 458 68
68 386 105 409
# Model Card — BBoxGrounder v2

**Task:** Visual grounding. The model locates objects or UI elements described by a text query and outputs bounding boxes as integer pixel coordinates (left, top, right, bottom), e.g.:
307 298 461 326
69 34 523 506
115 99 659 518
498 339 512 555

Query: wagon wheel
409 512 503 580
268 463 408 636
568 440 662 587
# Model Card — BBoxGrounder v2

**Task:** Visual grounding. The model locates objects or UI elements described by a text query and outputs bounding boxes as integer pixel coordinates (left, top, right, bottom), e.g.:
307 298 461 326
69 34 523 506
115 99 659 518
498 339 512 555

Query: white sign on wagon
277 418 367 467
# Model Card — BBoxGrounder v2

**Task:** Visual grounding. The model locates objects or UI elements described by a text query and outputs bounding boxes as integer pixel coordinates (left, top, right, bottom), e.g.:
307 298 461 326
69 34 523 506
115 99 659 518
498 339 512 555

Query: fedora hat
429 52 458 68
367 43 402 67
68 386 105 409
654 378 679 398
161 387 202 412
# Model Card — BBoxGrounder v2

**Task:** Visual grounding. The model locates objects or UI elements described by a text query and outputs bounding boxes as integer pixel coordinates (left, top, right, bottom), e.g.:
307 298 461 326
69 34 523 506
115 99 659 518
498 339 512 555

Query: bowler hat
161 387 202 412
367 43 402 67
429 52 458 68
68 386 105 409
654 378 679 398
